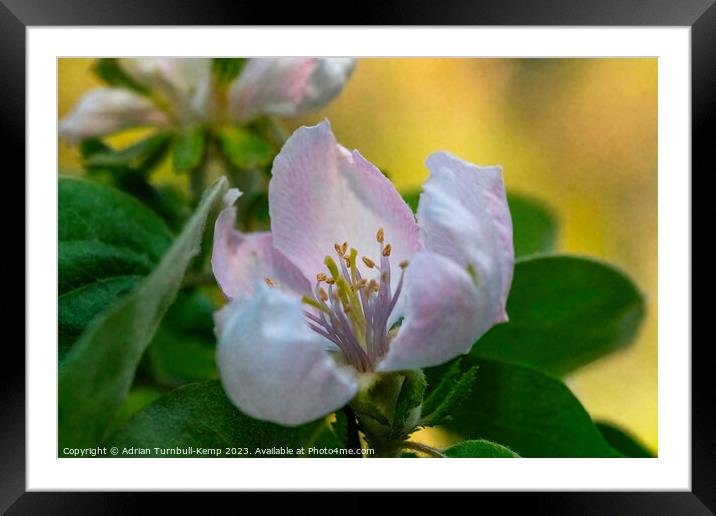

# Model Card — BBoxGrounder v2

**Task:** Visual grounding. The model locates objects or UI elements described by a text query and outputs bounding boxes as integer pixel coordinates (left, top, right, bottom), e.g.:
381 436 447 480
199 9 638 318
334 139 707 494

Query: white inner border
27 27 690 491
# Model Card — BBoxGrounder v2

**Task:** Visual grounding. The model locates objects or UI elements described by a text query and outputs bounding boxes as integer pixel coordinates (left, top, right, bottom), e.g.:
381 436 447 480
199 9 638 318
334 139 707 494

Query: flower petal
217 283 359 426
59 88 169 143
119 58 212 123
377 251 491 372
211 189 311 299
419 152 514 322
228 58 355 122
269 121 421 284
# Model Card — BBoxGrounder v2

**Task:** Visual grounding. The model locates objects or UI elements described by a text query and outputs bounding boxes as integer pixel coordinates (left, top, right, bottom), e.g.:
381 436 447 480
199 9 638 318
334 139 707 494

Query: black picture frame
5 0 710 511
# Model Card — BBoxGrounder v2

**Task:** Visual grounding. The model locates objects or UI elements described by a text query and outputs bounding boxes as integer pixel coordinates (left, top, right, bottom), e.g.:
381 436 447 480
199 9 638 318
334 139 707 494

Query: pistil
301 227 407 372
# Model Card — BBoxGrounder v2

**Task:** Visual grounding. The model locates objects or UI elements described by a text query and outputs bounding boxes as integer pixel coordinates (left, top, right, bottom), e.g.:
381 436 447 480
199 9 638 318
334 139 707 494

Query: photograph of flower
58 57 656 459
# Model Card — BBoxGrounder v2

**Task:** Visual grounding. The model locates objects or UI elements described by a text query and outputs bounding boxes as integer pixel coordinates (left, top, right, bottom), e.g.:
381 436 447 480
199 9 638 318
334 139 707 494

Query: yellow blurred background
58 58 657 452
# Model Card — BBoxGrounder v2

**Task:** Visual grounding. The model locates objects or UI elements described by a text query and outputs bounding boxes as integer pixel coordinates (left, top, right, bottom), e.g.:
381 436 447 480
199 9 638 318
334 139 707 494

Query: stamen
264 277 276 287
304 229 404 372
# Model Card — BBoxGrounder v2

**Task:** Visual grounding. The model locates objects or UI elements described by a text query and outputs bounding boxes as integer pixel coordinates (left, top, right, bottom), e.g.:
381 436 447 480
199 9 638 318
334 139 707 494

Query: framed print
5 0 711 511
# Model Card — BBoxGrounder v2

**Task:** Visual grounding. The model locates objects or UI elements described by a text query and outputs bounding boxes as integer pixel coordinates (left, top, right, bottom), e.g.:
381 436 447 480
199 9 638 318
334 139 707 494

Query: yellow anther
326 278 335 285
319 288 329 301
316 272 327 282
362 256 375 268
342 242 348 255
334 243 345 256
355 279 368 290
264 277 276 288
368 279 379 292
344 256 352 268
376 228 384 243
399 259 409 269
382 244 392 257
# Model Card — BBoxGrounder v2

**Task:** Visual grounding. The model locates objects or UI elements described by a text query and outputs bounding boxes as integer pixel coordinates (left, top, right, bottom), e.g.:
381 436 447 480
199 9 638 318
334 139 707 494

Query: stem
343 406 363 458
401 441 447 458
181 271 216 289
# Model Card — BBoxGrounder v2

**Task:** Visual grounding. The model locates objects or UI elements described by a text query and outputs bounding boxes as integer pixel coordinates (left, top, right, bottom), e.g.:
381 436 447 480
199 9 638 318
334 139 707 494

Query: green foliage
420 358 478 427
83 133 173 172
444 439 520 458
212 58 247 86
393 370 427 431
507 192 559 257
144 290 218 386
58 177 228 450
596 422 654 458
80 138 190 232
106 381 326 457
400 190 558 258
218 126 274 170
426 357 622 457
58 178 173 360
93 58 148 93
172 125 206 173
472 255 644 375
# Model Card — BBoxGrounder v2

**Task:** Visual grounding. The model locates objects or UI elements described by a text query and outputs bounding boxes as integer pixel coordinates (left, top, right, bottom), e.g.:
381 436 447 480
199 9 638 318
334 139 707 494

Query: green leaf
426 357 622 457
58 178 173 360
58 177 228 450
393 370 426 430
472 255 644 375
172 125 206 173
399 190 558 258
401 190 420 213
106 386 168 436
144 290 218 386
596 422 654 458
420 359 478 427
212 58 247 86
444 439 520 458
218 126 274 170
83 133 173 172
105 381 326 457
93 58 149 94
507 192 559 257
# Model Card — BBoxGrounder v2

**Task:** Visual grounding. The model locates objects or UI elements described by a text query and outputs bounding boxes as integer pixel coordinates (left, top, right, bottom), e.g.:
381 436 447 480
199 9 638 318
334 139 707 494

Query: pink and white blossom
213 120 514 426
59 58 356 143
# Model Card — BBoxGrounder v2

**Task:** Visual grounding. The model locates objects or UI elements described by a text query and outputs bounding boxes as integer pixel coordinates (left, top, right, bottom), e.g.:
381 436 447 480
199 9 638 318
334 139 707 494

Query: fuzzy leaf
172 125 206 173
83 132 173 172
58 178 173 360
444 439 520 458
218 126 273 170
105 381 325 457
58 177 228 450
93 58 149 93
426 357 622 457
472 255 644 375
420 361 478 427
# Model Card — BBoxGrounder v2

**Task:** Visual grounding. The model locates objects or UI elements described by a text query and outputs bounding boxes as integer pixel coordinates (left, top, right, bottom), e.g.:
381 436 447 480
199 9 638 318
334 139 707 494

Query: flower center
299 227 407 372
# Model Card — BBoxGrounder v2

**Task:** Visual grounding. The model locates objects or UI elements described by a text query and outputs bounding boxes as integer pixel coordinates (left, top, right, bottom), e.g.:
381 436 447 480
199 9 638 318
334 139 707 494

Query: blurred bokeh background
58 58 657 451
